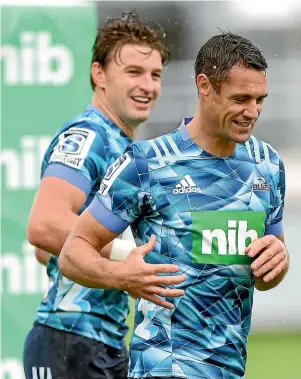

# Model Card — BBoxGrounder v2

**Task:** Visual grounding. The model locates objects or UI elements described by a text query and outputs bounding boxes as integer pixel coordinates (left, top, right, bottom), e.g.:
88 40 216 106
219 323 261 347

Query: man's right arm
27 176 134 260
27 176 86 256
35 247 50 266
59 209 186 309
27 124 133 258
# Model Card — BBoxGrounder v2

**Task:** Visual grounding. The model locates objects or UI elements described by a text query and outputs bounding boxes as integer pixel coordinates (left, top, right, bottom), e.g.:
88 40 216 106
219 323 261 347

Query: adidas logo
173 175 201 194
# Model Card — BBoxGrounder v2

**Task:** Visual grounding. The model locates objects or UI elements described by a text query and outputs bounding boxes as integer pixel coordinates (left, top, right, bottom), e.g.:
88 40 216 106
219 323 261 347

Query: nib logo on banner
1 31 74 85
173 175 201 194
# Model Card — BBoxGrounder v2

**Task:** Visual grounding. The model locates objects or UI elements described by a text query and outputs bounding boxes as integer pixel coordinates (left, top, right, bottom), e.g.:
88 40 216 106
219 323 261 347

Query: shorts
23 322 128 379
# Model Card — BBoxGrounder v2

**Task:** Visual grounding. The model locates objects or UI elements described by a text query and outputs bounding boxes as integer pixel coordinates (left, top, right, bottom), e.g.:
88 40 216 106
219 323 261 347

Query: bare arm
27 176 85 256
27 176 132 261
59 209 186 309
247 234 289 291
35 248 50 266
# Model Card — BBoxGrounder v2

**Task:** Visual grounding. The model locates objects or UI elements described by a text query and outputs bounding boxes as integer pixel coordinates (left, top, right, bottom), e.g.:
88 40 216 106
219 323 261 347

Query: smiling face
93 43 163 129
202 65 268 144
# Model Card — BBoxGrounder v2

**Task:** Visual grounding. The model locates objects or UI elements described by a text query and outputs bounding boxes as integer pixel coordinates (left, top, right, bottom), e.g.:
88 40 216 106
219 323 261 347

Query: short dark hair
194 32 268 92
90 11 170 90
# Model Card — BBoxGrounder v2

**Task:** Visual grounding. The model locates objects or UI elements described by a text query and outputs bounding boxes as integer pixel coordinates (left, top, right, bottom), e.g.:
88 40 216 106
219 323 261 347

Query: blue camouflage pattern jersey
88 118 286 379
35 105 132 349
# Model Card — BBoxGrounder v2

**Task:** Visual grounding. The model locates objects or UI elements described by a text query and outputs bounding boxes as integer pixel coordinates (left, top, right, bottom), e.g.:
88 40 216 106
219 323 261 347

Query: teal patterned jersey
88 118 285 378
35 105 132 349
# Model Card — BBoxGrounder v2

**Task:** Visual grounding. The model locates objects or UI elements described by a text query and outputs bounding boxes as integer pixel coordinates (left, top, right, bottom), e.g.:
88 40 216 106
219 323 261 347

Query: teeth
235 121 250 126
133 97 149 103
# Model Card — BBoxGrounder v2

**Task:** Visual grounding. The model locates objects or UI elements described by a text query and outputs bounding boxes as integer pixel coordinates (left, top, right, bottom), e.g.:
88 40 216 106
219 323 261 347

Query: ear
196 73 212 97
91 62 106 89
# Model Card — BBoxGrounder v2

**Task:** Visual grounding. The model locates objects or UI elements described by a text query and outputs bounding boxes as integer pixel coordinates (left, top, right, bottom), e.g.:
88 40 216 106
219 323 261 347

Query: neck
92 91 137 140
186 108 236 157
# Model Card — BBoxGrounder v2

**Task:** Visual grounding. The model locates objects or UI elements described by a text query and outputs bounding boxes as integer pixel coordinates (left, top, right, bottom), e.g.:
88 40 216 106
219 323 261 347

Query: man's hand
114 235 186 309
246 234 289 290
60 213 185 309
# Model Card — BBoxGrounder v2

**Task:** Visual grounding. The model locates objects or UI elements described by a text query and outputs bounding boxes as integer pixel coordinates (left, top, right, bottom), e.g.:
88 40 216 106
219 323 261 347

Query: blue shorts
23 322 128 379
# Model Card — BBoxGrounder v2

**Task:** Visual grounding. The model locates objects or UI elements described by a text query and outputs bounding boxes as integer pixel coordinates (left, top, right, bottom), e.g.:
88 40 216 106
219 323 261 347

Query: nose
243 100 260 120
139 74 155 94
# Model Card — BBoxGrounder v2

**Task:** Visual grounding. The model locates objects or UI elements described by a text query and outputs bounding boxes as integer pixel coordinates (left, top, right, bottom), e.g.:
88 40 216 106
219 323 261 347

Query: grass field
246 331 301 379
125 300 301 379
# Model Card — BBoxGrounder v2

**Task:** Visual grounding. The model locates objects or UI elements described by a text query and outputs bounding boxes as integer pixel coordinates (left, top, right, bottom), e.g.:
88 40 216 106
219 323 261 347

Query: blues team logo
59 130 89 155
49 127 96 169
252 176 271 191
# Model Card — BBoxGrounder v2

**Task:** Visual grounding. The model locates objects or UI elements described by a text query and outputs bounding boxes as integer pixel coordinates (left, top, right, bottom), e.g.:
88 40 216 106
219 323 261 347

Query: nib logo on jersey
173 175 201 194
252 176 271 191
192 210 266 265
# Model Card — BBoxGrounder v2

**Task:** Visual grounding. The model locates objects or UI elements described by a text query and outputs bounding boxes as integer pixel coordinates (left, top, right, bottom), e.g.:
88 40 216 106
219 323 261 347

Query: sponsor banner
1 4 96 378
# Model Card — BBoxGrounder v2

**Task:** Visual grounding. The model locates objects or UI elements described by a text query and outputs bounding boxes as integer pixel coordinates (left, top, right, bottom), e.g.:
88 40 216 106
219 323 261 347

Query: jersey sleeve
42 123 107 197
88 143 155 235
265 155 286 236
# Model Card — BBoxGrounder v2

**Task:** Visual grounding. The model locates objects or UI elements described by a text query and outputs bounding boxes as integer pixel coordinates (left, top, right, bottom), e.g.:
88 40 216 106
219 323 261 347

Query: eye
152 72 162 80
257 98 265 104
234 98 246 103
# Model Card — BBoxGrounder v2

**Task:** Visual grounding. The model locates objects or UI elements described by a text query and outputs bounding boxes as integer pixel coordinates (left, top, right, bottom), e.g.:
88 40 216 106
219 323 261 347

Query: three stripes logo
173 175 201 194
32 367 52 379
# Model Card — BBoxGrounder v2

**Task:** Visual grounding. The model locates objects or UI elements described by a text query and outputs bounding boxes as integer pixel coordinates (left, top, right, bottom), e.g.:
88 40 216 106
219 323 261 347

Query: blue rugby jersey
88 117 285 378
35 105 132 349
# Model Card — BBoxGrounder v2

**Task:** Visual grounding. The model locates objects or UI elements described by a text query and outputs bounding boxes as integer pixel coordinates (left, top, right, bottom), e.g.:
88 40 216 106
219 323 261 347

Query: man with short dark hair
60 32 289 379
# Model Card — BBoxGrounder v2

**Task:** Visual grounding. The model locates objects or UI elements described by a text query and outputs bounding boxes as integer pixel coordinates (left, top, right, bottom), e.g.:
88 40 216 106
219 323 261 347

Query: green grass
126 300 301 379
246 331 301 379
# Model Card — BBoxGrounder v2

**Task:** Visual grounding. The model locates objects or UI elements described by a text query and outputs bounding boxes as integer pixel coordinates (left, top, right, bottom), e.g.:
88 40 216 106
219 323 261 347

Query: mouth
131 96 151 105
233 120 253 128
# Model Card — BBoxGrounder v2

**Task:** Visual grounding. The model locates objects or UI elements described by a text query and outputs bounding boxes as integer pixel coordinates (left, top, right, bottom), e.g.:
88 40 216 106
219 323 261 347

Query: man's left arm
246 233 289 291
247 153 288 291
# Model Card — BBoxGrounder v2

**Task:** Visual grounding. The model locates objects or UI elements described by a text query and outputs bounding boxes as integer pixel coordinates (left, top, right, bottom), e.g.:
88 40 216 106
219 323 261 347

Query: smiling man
60 32 289 379
23 11 187 379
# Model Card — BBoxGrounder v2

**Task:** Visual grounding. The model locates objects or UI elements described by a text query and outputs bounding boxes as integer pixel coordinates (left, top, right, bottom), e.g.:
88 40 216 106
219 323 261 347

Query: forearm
59 236 122 289
29 211 123 260
99 241 114 259
28 210 78 256
35 248 51 266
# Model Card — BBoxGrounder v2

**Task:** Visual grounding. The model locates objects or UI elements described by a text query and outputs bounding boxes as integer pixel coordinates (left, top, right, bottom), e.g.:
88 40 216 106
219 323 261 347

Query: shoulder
50 111 113 155
128 129 180 169
43 113 111 170
59 108 115 138
243 135 283 167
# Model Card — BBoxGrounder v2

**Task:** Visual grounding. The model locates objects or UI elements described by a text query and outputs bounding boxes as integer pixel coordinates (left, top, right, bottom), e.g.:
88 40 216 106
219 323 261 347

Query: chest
151 159 275 215
147 161 274 266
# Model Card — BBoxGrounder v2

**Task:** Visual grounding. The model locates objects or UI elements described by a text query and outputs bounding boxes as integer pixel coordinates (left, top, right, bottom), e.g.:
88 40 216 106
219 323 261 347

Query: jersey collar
178 116 243 158
178 117 193 141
